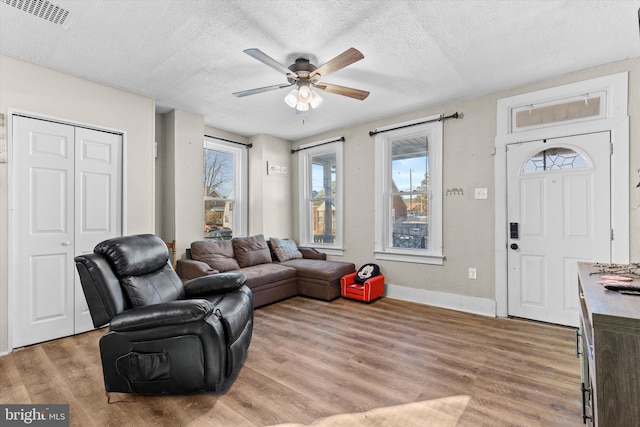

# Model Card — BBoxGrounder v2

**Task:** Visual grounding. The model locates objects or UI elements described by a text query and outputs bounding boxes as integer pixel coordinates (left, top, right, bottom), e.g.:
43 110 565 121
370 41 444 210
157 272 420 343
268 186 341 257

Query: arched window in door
522 147 590 173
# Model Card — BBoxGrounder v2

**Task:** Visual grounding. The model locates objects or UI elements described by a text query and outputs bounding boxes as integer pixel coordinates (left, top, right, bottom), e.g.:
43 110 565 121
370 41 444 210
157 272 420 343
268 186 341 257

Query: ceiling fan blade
314 83 369 100
310 48 364 80
233 83 294 97
243 48 298 78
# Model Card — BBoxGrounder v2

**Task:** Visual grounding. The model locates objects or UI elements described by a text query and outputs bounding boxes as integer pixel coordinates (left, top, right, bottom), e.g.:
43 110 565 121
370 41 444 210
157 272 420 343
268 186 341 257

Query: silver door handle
61 241 71 246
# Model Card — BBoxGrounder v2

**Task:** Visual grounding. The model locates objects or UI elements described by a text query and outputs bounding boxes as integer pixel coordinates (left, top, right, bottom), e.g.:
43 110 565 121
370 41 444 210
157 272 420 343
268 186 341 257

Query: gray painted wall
292 57 640 307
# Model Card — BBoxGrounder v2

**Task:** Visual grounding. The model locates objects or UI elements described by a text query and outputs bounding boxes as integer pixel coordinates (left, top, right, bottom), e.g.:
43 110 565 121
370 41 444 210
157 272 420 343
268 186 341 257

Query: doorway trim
6 109 128 351
494 73 629 318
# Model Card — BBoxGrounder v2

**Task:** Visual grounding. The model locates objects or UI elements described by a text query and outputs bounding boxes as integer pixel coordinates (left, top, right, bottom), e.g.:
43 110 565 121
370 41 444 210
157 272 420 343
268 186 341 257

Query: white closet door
13 117 76 347
74 126 122 333
12 116 122 347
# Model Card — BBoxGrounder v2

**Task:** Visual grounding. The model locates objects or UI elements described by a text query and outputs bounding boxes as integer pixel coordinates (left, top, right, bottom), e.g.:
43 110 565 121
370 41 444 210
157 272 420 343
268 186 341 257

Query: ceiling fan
233 47 369 113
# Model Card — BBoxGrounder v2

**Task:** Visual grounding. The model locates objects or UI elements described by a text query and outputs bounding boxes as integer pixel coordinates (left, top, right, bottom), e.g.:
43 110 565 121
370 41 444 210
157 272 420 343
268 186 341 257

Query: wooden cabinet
578 262 640 426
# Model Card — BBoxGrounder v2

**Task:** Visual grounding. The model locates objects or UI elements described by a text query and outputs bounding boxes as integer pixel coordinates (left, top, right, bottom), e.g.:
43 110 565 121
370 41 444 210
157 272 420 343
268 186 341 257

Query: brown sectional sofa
177 234 355 308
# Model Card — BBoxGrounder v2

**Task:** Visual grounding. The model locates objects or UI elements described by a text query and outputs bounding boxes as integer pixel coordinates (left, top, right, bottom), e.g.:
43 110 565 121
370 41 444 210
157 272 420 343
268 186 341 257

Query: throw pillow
354 263 380 284
191 240 240 273
270 238 303 262
232 234 272 268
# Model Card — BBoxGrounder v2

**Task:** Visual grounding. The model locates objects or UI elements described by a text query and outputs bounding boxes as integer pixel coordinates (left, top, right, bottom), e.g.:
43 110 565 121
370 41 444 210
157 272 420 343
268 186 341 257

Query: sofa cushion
232 234 272 268
191 240 240 273
281 258 356 282
234 263 297 289
270 238 303 262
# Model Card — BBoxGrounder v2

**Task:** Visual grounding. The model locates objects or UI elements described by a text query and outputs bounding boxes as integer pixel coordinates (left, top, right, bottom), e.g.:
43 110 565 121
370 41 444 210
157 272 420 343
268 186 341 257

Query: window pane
523 147 589 173
390 194 428 249
391 138 428 192
311 152 336 243
515 96 601 129
204 148 234 238
311 200 335 243
390 137 429 250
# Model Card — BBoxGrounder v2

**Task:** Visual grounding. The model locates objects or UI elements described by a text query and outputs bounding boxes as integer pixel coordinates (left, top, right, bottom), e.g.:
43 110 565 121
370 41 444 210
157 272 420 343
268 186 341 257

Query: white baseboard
385 283 497 317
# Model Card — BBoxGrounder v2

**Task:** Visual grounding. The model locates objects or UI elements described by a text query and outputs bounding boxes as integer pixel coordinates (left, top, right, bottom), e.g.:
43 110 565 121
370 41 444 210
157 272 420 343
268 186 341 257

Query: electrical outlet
474 188 488 200
468 267 477 280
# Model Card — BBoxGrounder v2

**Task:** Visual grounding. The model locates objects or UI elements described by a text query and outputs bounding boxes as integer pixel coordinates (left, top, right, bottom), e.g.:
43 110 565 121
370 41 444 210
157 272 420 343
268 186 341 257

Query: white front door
506 132 611 326
12 116 122 347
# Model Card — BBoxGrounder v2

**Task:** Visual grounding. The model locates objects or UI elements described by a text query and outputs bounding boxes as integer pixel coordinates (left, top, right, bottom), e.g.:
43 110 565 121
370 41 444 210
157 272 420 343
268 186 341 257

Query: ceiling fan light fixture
284 88 299 108
309 90 323 109
286 84 321 113
298 84 312 100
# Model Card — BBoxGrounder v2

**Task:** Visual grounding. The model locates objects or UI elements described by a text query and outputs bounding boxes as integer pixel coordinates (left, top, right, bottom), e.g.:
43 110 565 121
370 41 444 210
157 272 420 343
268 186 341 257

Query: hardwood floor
1 297 584 426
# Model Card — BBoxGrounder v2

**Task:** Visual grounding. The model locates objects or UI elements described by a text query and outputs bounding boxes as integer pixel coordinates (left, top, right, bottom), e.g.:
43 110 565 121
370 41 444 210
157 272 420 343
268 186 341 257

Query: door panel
30 254 69 321
14 117 75 347
520 255 545 306
74 127 121 333
507 132 610 326
564 174 591 237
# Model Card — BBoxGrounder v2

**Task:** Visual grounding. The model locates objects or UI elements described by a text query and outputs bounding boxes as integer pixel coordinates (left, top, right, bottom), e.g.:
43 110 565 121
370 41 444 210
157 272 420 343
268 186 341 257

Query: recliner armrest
109 299 214 332
176 258 219 280
183 273 248 297
298 247 327 260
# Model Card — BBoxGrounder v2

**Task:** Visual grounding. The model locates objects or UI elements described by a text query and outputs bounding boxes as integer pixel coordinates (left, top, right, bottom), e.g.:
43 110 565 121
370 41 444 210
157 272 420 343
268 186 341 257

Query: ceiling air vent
3 0 70 26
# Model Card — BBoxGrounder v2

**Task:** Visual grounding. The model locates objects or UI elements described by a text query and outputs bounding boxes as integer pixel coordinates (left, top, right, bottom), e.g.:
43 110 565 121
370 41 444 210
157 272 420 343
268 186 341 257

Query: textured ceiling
1 0 639 141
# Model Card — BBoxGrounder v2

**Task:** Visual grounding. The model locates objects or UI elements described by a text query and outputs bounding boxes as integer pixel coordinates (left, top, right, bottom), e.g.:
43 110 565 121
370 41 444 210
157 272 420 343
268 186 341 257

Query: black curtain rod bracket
368 112 461 137
291 136 345 154
204 134 252 148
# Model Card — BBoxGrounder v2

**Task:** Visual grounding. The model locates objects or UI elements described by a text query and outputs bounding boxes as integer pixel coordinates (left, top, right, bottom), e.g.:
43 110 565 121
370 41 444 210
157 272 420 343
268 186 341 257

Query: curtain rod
368 112 461 137
204 134 253 148
291 136 345 154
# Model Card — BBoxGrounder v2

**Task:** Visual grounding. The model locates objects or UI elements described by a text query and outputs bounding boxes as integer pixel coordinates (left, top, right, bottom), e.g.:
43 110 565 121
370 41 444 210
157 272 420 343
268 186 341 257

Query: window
374 117 443 264
523 147 589 173
299 139 343 254
512 92 605 132
203 137 247 239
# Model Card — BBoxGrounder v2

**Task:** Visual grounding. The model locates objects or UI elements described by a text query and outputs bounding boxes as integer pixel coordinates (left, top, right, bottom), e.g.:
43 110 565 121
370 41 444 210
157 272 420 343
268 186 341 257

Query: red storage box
340 272 384 302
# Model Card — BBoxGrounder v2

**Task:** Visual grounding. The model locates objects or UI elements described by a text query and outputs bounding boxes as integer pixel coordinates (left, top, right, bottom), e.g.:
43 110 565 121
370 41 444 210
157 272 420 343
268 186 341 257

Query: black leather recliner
74 234 253 395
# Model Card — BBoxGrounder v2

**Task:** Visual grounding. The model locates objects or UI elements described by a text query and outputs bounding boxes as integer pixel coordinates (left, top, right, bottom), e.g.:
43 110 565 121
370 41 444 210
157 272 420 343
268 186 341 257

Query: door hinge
611 229 614 240
610 143 613 155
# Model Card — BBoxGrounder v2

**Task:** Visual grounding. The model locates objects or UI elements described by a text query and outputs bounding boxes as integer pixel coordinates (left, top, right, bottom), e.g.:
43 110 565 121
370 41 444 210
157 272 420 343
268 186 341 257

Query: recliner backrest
94 234 186 307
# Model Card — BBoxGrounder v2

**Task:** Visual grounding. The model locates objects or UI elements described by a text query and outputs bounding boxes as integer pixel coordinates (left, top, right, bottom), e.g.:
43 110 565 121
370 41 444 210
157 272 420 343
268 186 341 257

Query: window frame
203 137 248 239
298 138 344 255
374 116 444 265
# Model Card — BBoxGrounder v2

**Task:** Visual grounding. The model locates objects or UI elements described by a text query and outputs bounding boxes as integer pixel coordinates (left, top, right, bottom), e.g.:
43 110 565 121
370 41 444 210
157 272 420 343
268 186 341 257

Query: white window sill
374 250 444 265
305 246 345 257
